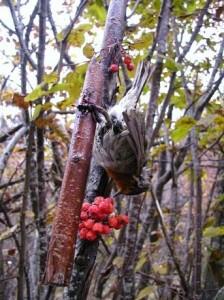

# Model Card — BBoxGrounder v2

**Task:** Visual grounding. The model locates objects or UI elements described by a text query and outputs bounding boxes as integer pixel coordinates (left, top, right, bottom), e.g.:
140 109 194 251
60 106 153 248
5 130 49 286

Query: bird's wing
122 109 146 174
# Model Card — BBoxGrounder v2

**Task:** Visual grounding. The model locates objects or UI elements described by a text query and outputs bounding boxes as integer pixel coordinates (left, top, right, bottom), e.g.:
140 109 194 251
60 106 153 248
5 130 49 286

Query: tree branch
150 188 189 296
0 126 27 182
17 124 35 300
55 0 88 74
146 0 171 140
191 128 203 299
6 0 37 69
43 58 104 285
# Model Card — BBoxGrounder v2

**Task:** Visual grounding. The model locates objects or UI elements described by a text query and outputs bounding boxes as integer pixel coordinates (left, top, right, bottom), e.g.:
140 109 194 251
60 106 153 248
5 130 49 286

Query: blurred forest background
0 0 224 299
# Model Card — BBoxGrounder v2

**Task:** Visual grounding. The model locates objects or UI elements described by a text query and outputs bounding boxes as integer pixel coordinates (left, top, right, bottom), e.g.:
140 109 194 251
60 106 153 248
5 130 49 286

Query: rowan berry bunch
79 196 129 241
108 48 134 73
123 54 134 71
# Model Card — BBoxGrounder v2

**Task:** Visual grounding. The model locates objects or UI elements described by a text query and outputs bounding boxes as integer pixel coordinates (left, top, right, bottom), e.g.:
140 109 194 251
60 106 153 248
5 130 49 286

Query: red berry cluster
123 55 134 71
108 50 134 74
79 197 129 241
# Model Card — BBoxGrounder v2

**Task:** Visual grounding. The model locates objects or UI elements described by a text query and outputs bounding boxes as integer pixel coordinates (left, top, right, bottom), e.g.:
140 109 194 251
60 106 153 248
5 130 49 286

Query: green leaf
56 97 74 110
165 57 182 72
75 23 92 32
136 286 154 300
131 32 153 50
170 89 186 109
217 194 224 203
68 29 85 47
135 252 147 272
195 33 204 42
83 43 94 59
56 31 64 42
153 0 161 10
204 226 224 238
87 1 106 25
152 263 168 275
43 72 58 84
25 85 47 102
32 104 42 121
49 63 87 108
49 83 72 93
151 144 167 158
171 116 196 142
186 0 196 13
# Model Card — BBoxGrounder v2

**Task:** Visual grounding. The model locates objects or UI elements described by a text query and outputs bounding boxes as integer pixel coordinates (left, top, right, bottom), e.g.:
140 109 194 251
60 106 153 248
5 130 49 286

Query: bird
94 61 153 195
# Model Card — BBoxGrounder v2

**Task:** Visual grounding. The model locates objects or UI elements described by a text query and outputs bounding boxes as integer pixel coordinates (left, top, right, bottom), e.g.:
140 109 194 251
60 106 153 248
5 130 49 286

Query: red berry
95 212 107 221
80 211 88 220
79 228 88 239
89 205 100 216
94 196 104 206
82 202 91 211
83 219 95 229
86 230 97 241
127 63 134 71
99 201 113 214
79 222 85 230
108 216 119 229
92 222 104 233
109 64 119 73
102 224 111 234
105 197 114 205
123 55 132 65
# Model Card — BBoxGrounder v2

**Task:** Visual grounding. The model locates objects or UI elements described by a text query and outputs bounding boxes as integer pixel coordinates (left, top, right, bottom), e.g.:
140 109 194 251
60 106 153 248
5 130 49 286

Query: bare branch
150 187 189 296
0 19 15 34
149 0 213 147
191 128 203 299
17 124 35 300
6 0 37 69
56 0 88 74
0 126 27 182
0 123 24 143
127 0 141 19
178 0 212 62
47 1 76 71
207 36 224 89
146 0 171 140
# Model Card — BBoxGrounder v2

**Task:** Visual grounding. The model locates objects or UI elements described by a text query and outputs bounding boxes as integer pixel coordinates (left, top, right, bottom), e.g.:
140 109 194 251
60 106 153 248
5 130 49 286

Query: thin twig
127 0 141 19
0 126 27 182
17 124 35 300
191 128 202 299
56 0 88 74
150 187 189 296
6 0 37 69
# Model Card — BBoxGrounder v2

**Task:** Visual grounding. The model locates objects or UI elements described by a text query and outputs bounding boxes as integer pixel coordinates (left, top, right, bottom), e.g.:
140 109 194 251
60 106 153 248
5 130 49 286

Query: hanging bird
94 61 153 195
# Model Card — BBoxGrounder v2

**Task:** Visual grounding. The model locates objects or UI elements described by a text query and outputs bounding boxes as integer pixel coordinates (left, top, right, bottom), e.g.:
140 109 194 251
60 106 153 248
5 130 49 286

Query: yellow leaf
1 90 14 101
68 29 85 47
113 256 124 268
135 256 147 272
0 225 18 241
43 72 58 84
83 43 94 59
32 104 42 121
152 262 168 275
136 286 154 300
46 207 56 225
